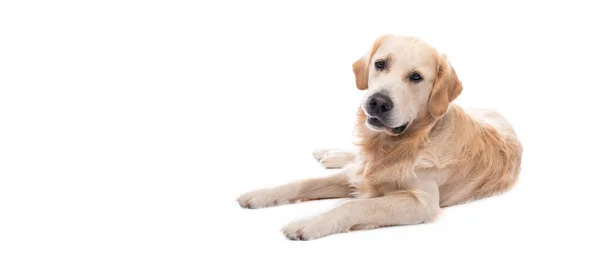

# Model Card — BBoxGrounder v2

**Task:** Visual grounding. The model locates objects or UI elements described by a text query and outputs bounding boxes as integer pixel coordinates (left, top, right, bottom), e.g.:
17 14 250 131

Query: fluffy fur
236 35 523 240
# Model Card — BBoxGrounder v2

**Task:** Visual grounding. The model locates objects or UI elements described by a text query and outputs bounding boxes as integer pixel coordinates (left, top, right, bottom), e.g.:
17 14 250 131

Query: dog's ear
352 34 392 91
428 54 463 117
352 56 369 90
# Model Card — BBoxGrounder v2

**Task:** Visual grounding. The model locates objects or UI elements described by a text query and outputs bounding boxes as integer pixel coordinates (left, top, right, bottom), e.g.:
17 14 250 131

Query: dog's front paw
236 189 289 209
281 216 340 241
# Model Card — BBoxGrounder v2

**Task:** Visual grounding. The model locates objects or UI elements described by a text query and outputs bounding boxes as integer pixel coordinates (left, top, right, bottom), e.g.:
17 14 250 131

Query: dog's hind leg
312 148 358 169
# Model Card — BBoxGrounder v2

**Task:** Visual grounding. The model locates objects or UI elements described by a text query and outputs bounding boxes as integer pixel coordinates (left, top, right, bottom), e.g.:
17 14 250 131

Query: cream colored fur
236 35 523 241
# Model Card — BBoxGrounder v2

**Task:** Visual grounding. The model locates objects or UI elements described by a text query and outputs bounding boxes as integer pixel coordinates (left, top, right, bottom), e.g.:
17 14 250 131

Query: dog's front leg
281 179 440 240
236 167 356 209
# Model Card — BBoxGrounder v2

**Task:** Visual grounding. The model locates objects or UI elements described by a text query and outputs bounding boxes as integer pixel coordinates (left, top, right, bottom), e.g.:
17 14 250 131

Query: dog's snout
367 93 393 116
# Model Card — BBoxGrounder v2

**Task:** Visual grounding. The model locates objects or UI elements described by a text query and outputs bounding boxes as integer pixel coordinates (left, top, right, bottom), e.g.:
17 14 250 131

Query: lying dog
236 35 523 240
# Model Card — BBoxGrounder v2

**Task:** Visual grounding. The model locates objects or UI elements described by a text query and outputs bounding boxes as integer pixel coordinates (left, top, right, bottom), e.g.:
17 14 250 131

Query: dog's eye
374 60 386 70
409 72 422 82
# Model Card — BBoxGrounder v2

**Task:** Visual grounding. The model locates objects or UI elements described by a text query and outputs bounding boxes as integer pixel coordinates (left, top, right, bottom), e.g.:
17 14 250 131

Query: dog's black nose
367 93 393 115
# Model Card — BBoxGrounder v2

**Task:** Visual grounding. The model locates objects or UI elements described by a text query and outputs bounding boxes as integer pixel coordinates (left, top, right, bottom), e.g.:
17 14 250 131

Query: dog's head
353 35 462 136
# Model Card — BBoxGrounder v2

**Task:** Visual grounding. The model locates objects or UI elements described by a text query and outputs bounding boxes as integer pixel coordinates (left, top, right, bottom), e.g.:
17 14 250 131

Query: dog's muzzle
367 117 409 135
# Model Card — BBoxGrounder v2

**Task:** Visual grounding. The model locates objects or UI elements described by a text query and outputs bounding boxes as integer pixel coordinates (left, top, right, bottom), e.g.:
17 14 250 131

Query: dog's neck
353 106 450 174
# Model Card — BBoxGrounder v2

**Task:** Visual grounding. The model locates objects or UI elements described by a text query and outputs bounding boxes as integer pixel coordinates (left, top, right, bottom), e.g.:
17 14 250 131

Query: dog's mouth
367 117 410 136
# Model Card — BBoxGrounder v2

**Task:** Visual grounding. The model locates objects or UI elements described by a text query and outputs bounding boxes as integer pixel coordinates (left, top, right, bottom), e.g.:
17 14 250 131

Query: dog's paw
319 153 355 169
312 148 332 161
281 216 340 241
236 189 289 209
312 148 357 169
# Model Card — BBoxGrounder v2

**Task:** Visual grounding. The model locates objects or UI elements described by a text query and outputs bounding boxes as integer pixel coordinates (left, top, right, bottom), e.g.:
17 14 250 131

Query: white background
1 0 599 255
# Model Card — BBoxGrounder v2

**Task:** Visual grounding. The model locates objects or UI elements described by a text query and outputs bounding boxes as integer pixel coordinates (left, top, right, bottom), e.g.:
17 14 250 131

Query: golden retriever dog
236 35 523 240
